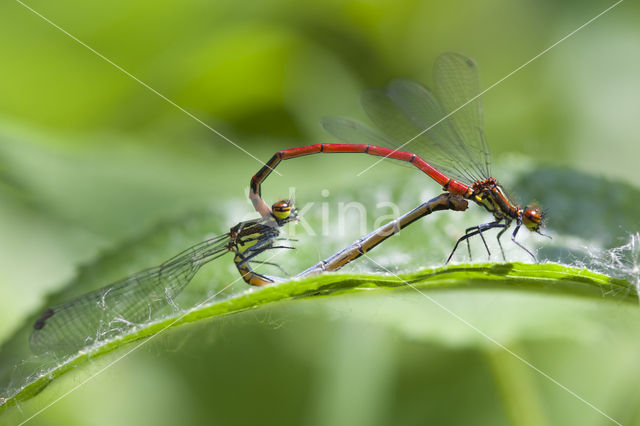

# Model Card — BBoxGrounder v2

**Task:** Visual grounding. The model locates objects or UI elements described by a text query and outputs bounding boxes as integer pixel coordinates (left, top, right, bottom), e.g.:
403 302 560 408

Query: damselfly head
522 204 543 232
272 200 296 223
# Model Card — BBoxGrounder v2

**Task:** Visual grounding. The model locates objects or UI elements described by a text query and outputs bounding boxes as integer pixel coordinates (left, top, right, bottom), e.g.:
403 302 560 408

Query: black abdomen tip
33 308 54 330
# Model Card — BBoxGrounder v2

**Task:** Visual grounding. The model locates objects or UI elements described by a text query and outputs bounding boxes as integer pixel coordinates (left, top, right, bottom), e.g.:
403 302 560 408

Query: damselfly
30 200 296 355
250 53 546 262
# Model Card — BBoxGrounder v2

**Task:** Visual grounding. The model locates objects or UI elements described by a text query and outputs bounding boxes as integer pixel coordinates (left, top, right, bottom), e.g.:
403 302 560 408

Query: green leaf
0 261 634 413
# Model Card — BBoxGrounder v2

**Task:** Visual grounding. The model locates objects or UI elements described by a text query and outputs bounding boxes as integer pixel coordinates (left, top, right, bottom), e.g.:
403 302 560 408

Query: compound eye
522 205 542 230
271 200 292 220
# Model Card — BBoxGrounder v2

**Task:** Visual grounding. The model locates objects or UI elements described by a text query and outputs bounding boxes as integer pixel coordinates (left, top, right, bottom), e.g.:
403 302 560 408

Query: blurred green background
1 0 640 424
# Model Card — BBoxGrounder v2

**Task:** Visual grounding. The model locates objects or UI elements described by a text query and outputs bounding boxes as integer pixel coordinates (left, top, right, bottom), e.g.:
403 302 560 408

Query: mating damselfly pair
30 53 546 355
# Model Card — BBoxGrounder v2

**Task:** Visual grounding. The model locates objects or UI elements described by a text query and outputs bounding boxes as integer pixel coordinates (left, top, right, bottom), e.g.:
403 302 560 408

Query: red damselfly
250 53 545 262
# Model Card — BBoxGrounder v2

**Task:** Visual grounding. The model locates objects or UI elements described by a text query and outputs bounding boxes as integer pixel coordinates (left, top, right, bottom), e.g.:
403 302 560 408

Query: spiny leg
275 237 298 243
237 242 295 277
253 245 295 275
510 224 537 262
236 242 292 267
235 240 276 267
235 250 276 284
463 224 492 260
267 245 295 250
462 221 505 261
495 220 512 261
229 231 277 253
236 232 278 247
247 259 290 276
448 228 486 264
447 222 508 264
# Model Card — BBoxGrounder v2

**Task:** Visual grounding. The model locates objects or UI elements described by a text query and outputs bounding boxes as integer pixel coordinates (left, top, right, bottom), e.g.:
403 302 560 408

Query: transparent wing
321 116 397 147
433 52 490 180
323 52 491 185
321 116 420 172
29 234 231 355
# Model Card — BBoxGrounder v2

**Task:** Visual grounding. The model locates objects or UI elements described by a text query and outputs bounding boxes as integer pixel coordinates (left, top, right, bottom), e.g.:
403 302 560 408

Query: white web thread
576 232 640 303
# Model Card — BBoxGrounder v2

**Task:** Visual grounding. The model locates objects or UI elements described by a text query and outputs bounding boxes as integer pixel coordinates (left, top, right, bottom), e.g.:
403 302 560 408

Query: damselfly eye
272 200 292 220
522 205 543 231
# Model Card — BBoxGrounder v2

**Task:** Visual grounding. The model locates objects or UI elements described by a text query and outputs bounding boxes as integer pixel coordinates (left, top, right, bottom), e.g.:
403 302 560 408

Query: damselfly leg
448 221 509 263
